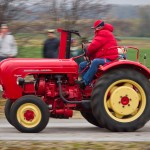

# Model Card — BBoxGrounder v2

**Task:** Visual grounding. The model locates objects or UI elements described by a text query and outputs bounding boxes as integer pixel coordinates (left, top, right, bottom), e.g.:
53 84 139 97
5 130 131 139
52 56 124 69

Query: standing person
0 24 18 61
78 20 118 89
43 29 59 58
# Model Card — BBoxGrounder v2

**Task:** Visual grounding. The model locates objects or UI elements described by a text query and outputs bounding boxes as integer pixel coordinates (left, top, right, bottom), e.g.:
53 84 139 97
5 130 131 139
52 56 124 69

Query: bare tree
0 0 14 24
0 0 47 31
49 0 109 29
0 0 29 25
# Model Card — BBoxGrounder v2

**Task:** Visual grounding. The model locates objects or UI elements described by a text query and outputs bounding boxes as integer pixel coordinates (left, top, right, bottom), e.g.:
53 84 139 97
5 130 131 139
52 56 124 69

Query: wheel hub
24 110 35 121
17 103 42 128
121 96 129 105
110 86 139 116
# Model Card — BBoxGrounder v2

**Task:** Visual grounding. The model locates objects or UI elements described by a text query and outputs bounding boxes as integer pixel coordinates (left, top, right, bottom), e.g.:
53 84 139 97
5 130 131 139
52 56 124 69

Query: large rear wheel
10 95 49 133
92 68 150 132
80 111 104 128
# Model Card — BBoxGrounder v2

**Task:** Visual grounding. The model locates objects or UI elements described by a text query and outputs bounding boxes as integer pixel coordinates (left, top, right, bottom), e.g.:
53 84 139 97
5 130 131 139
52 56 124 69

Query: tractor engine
34 75 83 118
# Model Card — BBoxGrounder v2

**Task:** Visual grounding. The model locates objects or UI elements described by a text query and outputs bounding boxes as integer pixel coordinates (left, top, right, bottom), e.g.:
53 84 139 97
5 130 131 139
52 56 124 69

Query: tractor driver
77 20 118 89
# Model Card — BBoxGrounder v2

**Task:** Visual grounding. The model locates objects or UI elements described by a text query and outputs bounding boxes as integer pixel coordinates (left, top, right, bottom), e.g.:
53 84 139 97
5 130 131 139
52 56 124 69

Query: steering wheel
82 43 91 63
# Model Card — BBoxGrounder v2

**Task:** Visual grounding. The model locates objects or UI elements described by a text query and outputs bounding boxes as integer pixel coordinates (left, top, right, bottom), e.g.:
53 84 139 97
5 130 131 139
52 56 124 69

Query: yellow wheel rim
17 103 42 128
104 80 146 122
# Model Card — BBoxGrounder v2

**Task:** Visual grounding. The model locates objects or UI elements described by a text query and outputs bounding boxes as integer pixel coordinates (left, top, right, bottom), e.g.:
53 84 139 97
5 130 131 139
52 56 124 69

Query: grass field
17 46 150 62
18 46 43 58
118 38 150 67
17 37 150 67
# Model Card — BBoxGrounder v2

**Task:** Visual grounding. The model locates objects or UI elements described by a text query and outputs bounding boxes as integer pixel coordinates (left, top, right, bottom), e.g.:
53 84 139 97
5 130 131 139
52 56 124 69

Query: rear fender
99 60 150 78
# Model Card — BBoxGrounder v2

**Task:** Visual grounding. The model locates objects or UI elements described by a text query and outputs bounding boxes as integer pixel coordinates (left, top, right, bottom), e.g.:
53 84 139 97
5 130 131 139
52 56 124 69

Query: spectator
43 29 59 58
0 24 18 61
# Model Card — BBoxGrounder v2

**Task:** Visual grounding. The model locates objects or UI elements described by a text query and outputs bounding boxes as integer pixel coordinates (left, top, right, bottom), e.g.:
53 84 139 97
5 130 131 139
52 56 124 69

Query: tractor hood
0 58 78 75
0 58 78 99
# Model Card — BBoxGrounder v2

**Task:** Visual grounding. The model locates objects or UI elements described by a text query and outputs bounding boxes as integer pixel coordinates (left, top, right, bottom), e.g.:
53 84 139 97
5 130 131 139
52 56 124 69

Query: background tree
49 0 109 29
138 6 150 37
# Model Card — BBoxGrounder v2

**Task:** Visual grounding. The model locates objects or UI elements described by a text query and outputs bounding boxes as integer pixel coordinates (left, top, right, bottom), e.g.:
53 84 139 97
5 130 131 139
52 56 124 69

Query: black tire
92 68 150 132
10 95 49 133
80 111 104 128
4 99 13 125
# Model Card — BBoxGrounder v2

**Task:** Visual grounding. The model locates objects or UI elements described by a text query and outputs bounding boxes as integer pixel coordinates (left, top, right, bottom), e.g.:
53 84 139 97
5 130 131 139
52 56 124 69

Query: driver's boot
76 80 86 89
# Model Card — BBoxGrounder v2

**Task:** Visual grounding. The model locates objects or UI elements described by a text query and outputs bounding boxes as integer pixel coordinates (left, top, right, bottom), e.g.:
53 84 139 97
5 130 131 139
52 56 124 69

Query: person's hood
103 23 114 32
94 23 114 35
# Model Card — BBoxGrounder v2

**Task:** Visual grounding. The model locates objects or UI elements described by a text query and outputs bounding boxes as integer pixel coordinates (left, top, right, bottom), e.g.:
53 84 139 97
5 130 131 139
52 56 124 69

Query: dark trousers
79 58 111 85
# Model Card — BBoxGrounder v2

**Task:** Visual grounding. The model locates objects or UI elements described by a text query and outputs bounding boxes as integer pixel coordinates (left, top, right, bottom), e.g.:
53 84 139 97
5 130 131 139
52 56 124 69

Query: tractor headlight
17 77 25 86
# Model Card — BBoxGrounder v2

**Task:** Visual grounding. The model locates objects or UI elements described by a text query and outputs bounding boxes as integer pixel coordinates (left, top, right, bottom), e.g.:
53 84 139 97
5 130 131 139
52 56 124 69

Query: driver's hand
84 56 89 61
84 43 90 48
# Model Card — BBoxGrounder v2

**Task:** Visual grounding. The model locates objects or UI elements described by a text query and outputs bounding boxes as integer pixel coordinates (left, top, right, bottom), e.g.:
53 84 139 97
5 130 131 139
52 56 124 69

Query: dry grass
73 111 83 119
0 141 149 150
118 38 150 49
0 99 5 117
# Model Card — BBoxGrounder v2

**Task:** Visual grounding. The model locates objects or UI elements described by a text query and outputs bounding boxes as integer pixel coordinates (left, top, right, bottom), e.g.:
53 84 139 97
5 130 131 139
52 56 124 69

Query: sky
106 0 150 5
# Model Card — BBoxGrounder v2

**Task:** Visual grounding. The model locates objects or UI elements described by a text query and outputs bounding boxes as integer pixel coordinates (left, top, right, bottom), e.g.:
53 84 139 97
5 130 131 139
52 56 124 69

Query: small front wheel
10 95 49 133
4 99 13 125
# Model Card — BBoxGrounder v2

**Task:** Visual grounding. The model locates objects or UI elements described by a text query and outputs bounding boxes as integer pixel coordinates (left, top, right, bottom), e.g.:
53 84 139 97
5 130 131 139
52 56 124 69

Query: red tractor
1 29 150 133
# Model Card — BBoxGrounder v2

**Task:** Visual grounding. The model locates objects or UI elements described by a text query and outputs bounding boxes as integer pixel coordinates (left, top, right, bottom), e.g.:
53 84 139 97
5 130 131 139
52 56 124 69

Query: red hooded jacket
87 23 118 60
